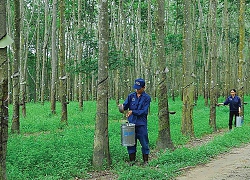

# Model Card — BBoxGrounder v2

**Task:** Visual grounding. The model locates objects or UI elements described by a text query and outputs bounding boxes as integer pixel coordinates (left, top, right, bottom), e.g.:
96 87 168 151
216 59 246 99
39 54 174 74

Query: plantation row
7 96 250 179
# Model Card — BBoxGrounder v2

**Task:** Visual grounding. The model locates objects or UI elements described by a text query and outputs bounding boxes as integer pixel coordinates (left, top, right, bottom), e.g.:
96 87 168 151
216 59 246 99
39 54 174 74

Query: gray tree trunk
209 0 218 131
155 0 174 150
35 4 41 103
51 0 58 114
92 0 111 168
222 0 230 97
41 0 49 105
145 0 153 97
59 0 68 124
0 49 8 180
198 0 208 102
19 0 27 117
77 0 83 110
0 0 9 178
11 0 21 134
6 0 12 105
238 0 245 115
181 0 195 137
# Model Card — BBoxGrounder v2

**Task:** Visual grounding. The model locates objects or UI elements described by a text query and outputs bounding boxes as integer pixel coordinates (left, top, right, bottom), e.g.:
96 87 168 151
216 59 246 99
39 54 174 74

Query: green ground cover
7 96 250 179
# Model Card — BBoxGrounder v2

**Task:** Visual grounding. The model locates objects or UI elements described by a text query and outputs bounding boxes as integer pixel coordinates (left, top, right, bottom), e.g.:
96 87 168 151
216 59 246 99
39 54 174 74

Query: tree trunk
0 0 9 178
238 0 245 115
77 0 83 110
155 0 174 150
198 0 209 105
145 0 153 97
209 0 218 131
181 0 195 137
78 73 83 110
19 0 27 118
223 0 230 98
35 5 41 103
0 48 8 180
246 41 250 95
170 0 177 102
92 0 111 168
51 0 58 114
135 0 143 77
11 0 21 134
59 0 68 124
41 0 49 105
6 0 12 105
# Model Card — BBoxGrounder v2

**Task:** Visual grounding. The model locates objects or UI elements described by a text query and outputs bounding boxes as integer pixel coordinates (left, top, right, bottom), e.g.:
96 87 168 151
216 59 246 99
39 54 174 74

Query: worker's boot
129 153 136 166
143 154 148 166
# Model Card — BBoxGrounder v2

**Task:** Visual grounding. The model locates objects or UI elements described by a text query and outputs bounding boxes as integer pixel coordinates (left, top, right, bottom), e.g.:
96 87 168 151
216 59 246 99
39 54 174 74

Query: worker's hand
126 110 132 118
217 103 223 106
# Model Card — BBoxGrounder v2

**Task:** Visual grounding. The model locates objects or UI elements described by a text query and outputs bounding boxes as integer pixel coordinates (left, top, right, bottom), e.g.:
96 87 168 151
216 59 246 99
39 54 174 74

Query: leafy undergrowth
6 96 250 180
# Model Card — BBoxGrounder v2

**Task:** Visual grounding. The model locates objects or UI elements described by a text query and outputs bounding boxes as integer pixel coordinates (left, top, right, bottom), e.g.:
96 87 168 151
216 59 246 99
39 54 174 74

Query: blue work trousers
127 125 149 155
229 111 239 129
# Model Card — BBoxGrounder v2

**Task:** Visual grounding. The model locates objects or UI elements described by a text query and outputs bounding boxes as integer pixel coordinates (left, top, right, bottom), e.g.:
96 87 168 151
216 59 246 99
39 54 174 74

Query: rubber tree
11 0 21 134
92 0 111 168
238 0 245 115
181 0 195 137
209 0 218 132
51 0 58 114
0 1 9 178
155 0 174 150
59 0 68 124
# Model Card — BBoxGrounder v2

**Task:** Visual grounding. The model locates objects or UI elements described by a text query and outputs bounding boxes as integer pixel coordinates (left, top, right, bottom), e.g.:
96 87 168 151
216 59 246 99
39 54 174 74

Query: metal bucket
121 123 135 146
236 116 243 127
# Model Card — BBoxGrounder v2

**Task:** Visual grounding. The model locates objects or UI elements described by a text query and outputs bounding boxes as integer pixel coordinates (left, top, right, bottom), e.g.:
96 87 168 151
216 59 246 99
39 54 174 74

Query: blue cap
133 78 145 89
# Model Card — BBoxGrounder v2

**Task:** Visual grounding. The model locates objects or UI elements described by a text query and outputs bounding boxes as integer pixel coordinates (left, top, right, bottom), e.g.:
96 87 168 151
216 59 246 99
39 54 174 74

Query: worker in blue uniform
218 89 241 130
121 78 151 165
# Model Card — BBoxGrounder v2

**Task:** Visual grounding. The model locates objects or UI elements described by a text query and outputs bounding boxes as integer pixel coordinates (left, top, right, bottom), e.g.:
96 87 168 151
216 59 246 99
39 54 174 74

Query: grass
6 96 250 180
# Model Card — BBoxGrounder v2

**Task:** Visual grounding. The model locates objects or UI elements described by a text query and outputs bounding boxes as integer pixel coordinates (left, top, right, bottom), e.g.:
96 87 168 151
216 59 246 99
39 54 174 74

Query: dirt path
84 130 250 180
175 143 250 180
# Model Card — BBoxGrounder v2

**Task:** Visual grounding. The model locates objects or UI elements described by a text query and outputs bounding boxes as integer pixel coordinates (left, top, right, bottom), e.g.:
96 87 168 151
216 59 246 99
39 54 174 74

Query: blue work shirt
223 95 241 112
123 91 151 126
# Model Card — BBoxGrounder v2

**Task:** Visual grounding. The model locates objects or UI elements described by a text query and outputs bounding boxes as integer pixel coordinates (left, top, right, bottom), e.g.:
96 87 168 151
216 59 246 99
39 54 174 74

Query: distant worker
119 78 151 166
218 89 241 130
